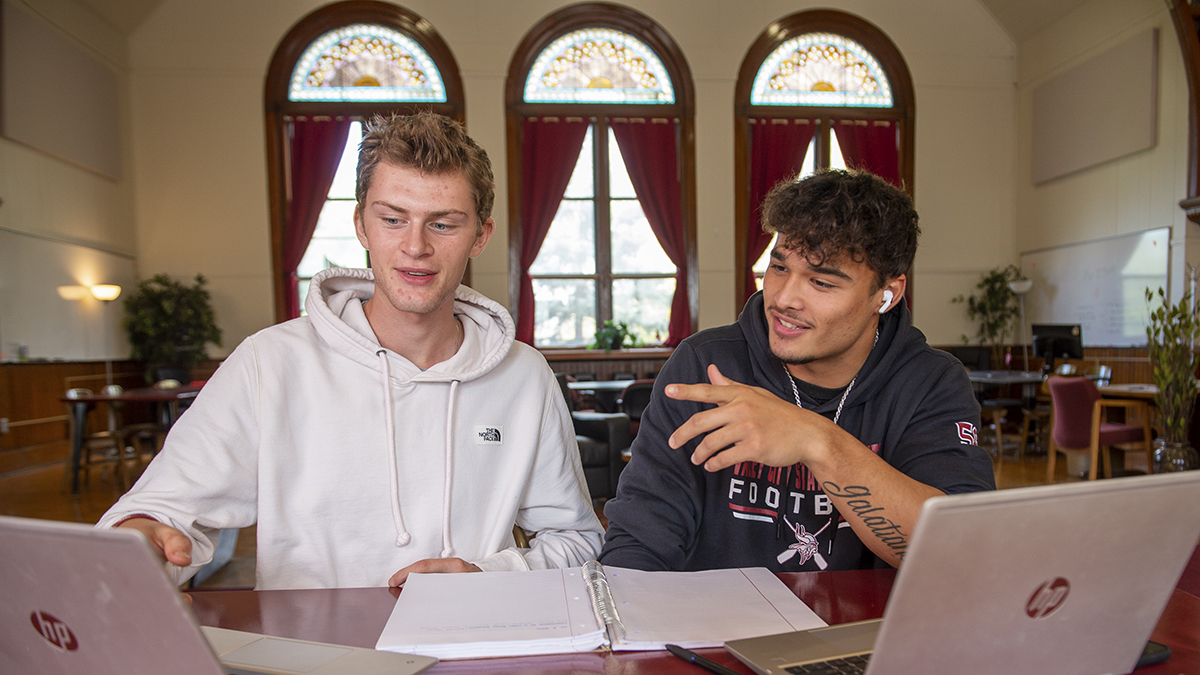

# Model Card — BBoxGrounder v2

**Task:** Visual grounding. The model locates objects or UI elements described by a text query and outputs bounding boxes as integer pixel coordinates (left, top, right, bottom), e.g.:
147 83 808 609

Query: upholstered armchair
555 374 632 500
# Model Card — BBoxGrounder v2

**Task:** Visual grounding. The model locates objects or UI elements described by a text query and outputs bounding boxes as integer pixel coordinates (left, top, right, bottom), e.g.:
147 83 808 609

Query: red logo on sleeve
956 422 978 445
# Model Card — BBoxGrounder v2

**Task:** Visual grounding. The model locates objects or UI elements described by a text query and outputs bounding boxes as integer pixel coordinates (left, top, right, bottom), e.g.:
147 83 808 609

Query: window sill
538 347 673 362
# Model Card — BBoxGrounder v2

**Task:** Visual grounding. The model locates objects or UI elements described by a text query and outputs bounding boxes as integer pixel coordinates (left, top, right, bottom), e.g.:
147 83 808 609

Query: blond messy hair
356 111 495 232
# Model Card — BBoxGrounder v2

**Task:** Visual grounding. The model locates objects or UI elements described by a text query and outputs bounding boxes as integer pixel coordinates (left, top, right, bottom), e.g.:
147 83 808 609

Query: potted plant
953 265 1027 369
1144 286 1200 472
124 274 222 383
592 320 632 353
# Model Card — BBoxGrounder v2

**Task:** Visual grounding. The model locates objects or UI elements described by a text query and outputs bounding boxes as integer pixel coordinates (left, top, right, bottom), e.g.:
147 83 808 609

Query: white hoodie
97 268 604 589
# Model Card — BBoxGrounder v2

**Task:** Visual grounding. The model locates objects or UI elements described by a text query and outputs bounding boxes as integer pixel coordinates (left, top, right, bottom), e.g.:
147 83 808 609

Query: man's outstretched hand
117 517 193 567
666 364 841 472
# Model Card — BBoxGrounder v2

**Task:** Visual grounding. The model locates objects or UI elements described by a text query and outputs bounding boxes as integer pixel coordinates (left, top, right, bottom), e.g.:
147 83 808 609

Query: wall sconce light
90 285 122 301
57 284 122 301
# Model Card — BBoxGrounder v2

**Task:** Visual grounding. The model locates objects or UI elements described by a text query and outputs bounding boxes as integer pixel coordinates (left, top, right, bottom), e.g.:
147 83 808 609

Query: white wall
6 0 1190 360
122 0 1016 355
1014 0 1191 309
0 0 137 361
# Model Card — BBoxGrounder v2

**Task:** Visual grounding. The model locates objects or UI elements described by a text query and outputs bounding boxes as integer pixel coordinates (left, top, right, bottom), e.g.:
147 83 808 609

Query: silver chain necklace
784 327 878 426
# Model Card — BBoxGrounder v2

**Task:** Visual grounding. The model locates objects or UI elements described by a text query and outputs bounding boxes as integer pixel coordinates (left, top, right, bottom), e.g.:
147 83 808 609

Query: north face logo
475 426 502 444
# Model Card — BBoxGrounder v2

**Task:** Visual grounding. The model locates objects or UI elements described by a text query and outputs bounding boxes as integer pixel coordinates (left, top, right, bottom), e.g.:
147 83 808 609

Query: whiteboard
1019 228 1169 347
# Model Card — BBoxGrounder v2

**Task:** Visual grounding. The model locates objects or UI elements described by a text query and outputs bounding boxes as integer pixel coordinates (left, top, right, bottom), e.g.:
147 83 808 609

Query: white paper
604 566 827 650
376 568 606 659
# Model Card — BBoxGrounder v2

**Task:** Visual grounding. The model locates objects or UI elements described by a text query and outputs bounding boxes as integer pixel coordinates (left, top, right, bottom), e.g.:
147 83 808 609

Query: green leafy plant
124 274 222 382
1145 286 1200 444
591 320 632 353
953 265 1026 368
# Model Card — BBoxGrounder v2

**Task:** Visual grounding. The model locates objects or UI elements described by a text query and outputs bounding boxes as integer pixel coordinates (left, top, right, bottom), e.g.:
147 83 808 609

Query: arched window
264 1 464 321
506 4 696 348
735 10 915 307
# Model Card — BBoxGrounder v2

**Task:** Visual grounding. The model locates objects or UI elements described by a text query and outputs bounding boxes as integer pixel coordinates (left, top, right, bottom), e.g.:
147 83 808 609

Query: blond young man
100 113 603 589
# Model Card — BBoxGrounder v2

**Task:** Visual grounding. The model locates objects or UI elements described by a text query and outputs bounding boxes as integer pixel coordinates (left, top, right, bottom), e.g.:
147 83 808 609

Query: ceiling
75 0 1094 44
74 0 161 35
976 0 1097 43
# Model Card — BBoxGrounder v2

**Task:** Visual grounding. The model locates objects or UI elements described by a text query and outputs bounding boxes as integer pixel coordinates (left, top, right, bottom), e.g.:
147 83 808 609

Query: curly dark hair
760 169 919 290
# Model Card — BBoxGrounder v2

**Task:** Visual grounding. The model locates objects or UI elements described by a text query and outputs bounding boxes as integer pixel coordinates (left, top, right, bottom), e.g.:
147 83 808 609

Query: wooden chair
64 388 131 491
513 525 530 548
1020 378 1053 459
1046 376 1153 481
103 384 167 464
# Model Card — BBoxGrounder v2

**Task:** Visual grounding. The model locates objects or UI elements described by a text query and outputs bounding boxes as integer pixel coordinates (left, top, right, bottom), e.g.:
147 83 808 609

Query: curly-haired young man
600 169 994 571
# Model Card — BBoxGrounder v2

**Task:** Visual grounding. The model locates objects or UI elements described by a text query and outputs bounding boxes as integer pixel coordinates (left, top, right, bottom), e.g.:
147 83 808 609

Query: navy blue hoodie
600 292 995 571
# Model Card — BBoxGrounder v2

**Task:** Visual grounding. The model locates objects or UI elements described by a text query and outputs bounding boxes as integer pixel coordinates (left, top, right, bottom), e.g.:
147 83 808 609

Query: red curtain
833 120 909 309
745 118 816 304
282 117 352 319
610 118 691 347
517 116 591 344
833 120 900 187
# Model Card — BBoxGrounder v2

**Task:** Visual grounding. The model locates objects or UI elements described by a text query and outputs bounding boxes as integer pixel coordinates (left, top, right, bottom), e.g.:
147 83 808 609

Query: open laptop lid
868 471 1200 675
0 516 225 675
0 516 436 675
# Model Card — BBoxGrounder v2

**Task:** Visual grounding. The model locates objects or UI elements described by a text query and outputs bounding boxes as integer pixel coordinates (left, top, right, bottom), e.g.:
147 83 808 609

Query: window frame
264 0 465 323
505 3 697 346
734 10 916 308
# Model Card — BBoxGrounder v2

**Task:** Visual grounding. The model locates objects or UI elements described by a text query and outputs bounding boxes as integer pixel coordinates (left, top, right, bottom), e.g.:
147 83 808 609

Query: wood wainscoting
540 348 673 381
0 360 152 477
935 345 1154 384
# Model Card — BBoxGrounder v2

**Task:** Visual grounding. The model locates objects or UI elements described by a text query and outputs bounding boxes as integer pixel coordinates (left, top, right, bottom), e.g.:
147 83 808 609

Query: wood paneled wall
933 345 1155 383
540 348 673 381
0 361 150 476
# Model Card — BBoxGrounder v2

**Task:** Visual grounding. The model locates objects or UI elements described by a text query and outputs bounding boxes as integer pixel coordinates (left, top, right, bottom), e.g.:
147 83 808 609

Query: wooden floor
0 442 1125 589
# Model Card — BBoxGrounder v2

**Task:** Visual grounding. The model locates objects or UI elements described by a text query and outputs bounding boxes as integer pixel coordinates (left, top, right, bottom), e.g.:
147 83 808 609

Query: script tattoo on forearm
822 482 909 560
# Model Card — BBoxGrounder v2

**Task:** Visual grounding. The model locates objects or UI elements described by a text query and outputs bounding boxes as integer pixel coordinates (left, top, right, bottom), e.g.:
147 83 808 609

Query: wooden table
191 550 1200 674
1100 383 1159 400
61 384 202 495
567 379 633 413
966 370 1045 408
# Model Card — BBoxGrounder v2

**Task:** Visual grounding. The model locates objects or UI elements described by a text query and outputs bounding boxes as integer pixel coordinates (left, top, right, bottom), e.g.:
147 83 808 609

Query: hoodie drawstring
378 350 412 547
378 349 461 556
441 381 459 558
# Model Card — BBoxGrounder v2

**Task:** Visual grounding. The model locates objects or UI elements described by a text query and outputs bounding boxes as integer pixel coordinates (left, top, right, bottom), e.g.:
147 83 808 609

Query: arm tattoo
823 482 909 560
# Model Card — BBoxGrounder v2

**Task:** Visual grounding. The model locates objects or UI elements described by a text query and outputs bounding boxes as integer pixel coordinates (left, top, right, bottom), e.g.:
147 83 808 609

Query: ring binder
376 564 826 659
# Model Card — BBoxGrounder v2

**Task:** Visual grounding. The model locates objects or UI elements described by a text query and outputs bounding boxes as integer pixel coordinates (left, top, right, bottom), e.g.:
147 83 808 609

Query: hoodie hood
305 267 514 383
737 290 929 414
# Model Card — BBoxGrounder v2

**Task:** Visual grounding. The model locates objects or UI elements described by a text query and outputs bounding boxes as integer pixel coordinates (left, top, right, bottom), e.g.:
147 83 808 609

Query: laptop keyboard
784 654 871 674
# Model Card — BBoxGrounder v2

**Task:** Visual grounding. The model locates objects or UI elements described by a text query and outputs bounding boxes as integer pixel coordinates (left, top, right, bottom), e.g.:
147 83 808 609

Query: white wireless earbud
879 290 894 314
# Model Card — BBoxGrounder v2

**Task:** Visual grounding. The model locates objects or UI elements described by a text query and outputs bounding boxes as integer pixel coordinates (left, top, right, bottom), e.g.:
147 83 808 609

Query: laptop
0 516 438 675
726 471 1200 675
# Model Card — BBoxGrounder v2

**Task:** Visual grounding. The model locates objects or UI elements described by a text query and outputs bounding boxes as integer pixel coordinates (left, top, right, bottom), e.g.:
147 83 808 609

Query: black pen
665 643 744 675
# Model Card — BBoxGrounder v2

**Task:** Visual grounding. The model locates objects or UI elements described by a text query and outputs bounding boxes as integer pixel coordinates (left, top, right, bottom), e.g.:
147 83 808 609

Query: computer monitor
1032 324 1083 374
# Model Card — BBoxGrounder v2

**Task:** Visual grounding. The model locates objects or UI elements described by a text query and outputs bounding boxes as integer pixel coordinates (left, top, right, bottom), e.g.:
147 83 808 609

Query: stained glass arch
523 27 674 104
751 33 892 107
264 1 464 322
733 9 915 307
288 24 446 102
